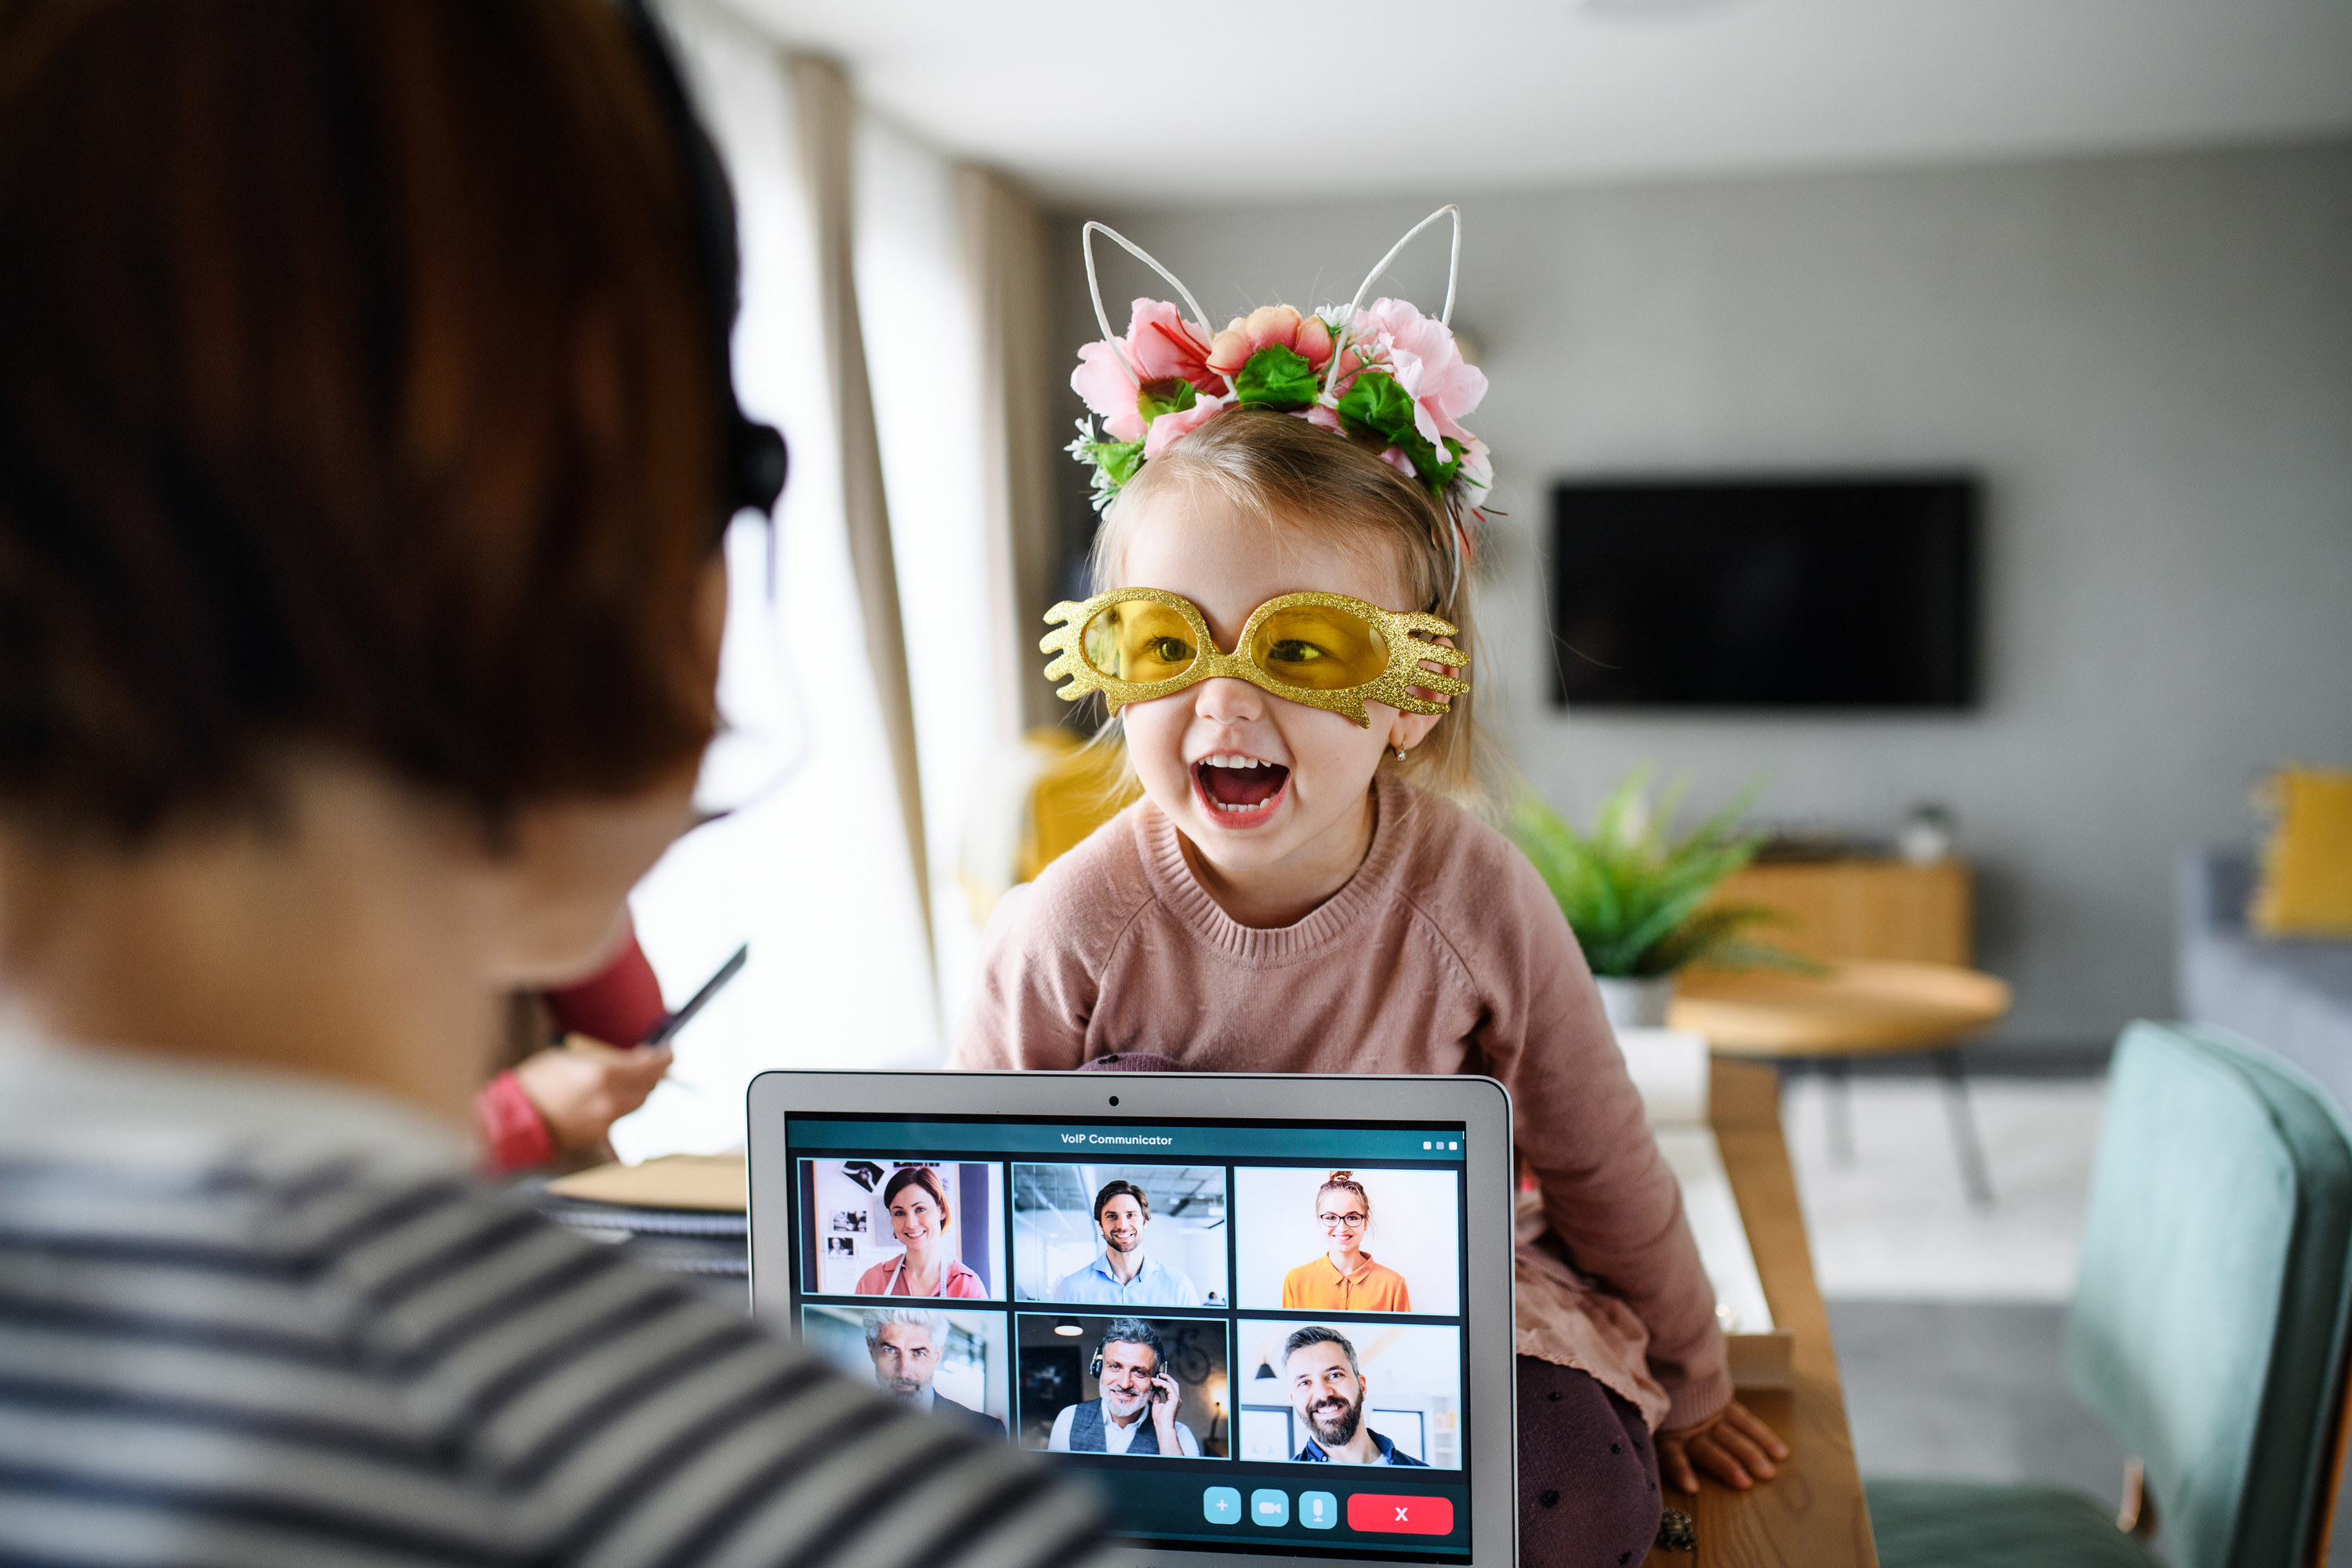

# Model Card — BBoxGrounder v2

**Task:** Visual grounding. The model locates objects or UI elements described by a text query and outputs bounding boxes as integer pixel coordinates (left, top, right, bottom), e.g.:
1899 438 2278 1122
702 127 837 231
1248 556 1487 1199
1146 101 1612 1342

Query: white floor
1782 1072 2108 1301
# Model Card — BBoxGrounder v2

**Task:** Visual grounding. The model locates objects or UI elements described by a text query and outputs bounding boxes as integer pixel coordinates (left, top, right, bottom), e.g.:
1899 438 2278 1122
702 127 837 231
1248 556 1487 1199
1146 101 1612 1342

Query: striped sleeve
0 1159 1106 1568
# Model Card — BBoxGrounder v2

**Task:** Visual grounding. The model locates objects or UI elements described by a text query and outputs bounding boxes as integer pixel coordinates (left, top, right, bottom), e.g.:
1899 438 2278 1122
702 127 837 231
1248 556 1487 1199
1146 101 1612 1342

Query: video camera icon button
1201 1486 1241 1525
1250 1489 1290 1527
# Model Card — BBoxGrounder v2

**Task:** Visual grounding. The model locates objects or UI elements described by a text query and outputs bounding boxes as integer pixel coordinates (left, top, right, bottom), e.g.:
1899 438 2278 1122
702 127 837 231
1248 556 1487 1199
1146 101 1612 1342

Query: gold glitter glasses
1041 587 1469 728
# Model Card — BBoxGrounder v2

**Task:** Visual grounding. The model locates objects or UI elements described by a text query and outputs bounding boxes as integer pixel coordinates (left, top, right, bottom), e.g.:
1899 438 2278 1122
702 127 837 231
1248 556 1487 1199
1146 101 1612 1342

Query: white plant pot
1595 975 1677 1031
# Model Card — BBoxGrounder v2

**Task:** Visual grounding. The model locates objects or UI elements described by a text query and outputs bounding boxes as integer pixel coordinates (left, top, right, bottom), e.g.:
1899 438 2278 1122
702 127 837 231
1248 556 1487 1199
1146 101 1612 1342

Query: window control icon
1301 1490 1338 1529
1201 1486 1241 1525
1251 1489 1290 1527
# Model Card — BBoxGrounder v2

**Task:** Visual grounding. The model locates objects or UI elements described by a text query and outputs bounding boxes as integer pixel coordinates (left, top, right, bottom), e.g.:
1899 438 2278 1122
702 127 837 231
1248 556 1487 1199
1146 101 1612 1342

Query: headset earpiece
1088 1349 1104 1381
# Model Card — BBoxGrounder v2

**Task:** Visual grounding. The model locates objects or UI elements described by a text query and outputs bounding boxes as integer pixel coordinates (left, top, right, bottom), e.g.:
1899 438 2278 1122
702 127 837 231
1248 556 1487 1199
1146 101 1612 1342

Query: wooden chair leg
2314 1356 2352 1567
2118 1457 2159 1542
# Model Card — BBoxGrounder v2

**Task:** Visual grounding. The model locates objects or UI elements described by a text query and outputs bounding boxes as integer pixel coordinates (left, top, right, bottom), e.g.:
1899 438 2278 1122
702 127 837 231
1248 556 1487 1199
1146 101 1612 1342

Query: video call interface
782 1113 1475 1561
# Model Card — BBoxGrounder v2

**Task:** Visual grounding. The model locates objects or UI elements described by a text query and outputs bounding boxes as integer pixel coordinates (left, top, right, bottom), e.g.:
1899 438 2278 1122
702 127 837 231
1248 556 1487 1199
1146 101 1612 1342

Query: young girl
954 219 1786 1566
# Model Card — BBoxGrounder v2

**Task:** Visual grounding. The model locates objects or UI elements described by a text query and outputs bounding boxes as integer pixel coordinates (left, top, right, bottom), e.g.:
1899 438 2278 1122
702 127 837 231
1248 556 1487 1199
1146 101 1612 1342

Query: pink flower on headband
1071 298 1226 442
1205 305 1334 378
1338 297 1487 448
1144 400 1221 459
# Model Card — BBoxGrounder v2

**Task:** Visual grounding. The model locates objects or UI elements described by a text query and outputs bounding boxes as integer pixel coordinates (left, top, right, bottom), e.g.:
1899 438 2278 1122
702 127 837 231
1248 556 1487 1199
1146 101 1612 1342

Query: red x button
1346 1494 1454 1534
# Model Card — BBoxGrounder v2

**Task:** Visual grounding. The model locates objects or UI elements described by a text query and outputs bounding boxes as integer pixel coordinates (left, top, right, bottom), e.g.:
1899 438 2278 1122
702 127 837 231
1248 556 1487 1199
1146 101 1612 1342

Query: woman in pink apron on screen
856 1166 985 1297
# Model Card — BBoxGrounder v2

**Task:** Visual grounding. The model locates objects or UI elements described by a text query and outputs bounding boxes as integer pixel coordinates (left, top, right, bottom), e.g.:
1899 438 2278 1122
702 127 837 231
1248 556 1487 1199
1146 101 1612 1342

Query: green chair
1867 1021 2352 1568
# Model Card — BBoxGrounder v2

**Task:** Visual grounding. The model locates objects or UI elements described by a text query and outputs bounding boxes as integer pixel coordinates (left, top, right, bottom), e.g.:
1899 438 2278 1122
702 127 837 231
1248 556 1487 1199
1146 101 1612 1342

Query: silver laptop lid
746 1069 1516 1568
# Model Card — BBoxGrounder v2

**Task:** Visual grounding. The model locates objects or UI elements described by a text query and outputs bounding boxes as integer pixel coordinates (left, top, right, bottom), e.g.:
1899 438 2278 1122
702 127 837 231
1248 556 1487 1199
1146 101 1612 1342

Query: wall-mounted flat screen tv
1549 475 1980 709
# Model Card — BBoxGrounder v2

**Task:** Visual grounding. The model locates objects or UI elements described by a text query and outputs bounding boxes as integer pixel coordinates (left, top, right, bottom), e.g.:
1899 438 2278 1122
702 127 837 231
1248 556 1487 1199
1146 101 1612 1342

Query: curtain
958 167 1065 736
615 4 939 1160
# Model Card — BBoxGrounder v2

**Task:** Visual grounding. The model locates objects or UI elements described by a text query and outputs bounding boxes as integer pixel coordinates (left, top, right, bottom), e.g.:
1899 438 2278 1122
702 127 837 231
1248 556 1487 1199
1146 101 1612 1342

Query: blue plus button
1251 1489 1290 1527
1300 1490 1338 1530
1201 1486 1241 1525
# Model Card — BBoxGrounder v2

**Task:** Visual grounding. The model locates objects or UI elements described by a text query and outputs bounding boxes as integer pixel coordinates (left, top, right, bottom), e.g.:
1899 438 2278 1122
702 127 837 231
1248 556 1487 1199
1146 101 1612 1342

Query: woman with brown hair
0 2 1098 1563
858 1166 987 1297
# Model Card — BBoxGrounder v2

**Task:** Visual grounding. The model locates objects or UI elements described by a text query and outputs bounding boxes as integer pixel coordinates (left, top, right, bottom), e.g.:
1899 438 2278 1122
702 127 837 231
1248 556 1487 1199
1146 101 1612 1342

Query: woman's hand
1657 1400 1789 1494
513 1033 672 1154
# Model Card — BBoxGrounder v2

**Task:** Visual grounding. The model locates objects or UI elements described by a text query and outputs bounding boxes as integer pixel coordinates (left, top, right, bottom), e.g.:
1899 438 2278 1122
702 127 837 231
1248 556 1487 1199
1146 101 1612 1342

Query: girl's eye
1269 639 1326 664
1147 637 1192 662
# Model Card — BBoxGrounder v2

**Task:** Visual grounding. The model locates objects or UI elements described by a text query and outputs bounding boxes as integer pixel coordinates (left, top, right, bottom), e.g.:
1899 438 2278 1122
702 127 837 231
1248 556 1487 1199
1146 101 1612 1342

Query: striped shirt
0 1033 1105 1568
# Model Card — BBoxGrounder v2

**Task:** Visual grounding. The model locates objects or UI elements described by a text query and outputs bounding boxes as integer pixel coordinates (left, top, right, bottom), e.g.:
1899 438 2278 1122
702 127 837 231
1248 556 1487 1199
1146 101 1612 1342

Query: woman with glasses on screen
1281 1171 1411 1312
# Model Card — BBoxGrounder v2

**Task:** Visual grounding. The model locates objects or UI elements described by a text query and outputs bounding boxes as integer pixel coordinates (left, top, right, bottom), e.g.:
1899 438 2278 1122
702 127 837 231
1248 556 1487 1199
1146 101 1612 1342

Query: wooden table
1646 1057 1878 1568
1671 961 2012 1210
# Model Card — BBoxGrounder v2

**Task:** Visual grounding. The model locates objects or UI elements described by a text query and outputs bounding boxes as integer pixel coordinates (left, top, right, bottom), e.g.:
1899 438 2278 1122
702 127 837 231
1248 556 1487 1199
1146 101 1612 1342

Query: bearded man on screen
1047 1319 1202 1457
1285 1326 1429 1466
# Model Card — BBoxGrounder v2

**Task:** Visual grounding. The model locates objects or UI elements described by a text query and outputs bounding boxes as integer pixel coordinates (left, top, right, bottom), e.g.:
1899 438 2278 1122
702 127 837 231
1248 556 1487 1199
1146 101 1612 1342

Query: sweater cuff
475 1070 556 1175
1660 1366 1736 1435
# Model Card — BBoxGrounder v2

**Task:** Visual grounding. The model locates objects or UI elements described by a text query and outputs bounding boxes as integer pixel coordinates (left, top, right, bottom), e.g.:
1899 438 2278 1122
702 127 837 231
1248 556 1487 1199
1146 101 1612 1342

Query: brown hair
1092 410 1485 801
1093 1178 1152 1225
883 1165 952 1221
0 0 725 841
1316 1171 1372 1221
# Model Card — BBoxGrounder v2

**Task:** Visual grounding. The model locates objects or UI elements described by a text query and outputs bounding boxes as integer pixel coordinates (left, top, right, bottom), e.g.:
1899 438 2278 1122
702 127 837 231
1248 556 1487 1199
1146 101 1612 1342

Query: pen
641 942 749 1047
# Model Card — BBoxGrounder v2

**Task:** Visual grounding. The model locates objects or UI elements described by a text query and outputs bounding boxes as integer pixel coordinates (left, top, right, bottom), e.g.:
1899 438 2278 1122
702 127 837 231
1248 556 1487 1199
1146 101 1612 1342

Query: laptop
746 1069 1515 1567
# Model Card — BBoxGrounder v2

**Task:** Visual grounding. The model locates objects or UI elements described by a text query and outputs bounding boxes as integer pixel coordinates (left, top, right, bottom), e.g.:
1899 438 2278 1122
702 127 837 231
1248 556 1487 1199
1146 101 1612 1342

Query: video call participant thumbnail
1054 1179 1203 1307
1047 1318 1203 1457
1282 1326 1429 1467
1282 1171 1411 1312
860 1166 985 1298
866 1309 1007 1440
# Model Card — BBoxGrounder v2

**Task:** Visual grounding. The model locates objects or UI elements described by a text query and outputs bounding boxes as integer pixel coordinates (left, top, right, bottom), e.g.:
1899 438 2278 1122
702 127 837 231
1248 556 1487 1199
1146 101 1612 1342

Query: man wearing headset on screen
1047 1319 1202 1457
864 1309 1007 1440
1285 1327 1430 1466
1052 1180 1204 1307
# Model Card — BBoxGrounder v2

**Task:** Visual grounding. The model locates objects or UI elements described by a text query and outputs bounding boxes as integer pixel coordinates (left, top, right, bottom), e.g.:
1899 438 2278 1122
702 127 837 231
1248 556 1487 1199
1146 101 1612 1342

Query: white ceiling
714 0 2352 200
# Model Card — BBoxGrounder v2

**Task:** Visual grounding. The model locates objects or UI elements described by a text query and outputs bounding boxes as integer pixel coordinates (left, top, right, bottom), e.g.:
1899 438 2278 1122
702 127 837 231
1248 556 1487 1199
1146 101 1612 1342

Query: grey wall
1047 140 2352 1047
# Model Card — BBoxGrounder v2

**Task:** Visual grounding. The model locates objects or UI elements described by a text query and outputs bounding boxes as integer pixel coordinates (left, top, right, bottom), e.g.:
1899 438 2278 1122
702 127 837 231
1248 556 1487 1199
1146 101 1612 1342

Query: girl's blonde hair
1088 410 1485 801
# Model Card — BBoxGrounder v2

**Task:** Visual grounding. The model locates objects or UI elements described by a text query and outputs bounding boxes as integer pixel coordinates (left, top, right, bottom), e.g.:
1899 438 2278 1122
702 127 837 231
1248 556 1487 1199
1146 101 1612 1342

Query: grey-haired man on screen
866 1308 1007 1440
1286 1326 1430 1465
1047 1319 1202 1457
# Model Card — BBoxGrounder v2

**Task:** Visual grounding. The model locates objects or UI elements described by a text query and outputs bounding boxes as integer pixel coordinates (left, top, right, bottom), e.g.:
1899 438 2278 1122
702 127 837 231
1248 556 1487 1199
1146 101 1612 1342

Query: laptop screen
779 1112 1475 1562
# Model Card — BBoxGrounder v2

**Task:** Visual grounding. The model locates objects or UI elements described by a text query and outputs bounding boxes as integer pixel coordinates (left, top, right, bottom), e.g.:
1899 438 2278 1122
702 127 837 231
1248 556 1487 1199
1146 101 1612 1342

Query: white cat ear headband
1063 205 1493 604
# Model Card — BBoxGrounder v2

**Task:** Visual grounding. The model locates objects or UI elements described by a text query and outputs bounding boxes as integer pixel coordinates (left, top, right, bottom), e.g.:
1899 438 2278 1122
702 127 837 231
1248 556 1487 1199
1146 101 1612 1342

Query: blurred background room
578 1 2351 1559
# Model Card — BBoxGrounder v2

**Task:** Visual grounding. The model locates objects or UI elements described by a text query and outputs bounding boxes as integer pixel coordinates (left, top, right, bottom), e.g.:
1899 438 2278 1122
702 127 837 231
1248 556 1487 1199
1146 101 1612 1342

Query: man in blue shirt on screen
1053 1180 1203 1307
1285 1327 1430 1466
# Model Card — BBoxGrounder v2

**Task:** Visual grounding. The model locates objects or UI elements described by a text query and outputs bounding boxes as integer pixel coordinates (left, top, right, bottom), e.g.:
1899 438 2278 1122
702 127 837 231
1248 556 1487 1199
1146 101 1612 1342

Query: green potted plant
1507 769 1795 1029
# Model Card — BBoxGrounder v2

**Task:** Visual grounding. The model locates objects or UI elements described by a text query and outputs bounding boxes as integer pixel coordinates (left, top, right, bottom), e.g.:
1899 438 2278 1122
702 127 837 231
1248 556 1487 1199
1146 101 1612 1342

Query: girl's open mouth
1192 753 1290 824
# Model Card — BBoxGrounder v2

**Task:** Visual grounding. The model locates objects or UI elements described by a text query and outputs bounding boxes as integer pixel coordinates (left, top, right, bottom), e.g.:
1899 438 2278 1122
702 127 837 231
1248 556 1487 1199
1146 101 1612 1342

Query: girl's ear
1385 633 1457 756
1386 707 1445 755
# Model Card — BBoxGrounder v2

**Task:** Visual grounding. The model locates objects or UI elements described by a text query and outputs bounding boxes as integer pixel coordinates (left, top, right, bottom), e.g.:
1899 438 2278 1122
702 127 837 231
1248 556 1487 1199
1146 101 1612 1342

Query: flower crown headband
1065 205 1491 599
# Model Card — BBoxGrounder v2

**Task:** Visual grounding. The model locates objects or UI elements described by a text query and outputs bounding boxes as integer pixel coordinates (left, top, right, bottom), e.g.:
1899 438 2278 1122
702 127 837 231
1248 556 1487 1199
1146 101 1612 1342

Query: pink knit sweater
952 774 1733 1432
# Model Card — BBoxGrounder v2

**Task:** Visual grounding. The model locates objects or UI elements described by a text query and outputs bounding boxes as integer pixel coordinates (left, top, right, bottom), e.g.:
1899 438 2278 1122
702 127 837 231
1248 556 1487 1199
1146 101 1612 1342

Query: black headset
615 0 788 544
1088 1330 1162 1382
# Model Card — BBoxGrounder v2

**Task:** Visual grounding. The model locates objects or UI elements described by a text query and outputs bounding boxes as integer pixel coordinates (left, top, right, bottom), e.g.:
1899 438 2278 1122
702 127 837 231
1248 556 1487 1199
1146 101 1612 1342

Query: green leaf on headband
1093 437 1146 487
1337 370 1457 493
1233 345 1320 412
1135 376 1196 424
1336 368 1420 447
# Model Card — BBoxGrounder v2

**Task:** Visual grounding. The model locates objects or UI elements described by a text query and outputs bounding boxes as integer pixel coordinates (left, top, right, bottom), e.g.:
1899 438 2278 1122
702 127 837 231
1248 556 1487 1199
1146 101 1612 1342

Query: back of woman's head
0 0 725 842
1092 410 1483 800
